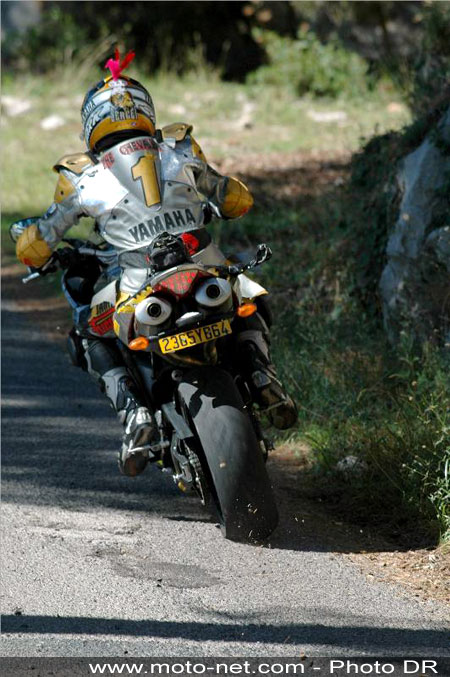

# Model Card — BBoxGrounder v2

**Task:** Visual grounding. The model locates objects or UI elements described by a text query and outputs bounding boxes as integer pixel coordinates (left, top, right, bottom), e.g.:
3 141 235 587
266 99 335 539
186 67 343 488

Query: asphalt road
1 303 449 658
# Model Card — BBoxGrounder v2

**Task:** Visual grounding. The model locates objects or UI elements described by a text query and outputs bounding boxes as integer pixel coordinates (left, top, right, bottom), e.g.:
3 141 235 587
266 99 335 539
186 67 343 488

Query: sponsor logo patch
110 91 137 123
128 209 197 244
89 302 115 336
119 138 155 155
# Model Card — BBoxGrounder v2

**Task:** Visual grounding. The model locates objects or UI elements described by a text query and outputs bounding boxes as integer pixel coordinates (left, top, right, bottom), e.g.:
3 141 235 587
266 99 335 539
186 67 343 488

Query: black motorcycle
20 232 279 541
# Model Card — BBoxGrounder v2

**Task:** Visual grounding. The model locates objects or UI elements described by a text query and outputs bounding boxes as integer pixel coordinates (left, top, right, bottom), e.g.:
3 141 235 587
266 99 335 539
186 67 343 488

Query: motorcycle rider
13 49 297 476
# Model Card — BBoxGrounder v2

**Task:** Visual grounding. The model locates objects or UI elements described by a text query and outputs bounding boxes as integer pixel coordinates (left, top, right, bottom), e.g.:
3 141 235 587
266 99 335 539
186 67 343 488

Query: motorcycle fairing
88 280 117 338
236 274 268 302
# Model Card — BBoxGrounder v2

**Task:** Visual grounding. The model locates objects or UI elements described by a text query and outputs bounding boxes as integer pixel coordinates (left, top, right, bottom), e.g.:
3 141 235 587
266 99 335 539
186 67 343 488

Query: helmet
81 50 156 153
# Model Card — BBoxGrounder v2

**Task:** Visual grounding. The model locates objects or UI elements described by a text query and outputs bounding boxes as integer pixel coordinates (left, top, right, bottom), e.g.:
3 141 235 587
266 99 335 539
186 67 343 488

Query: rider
13 49 297 476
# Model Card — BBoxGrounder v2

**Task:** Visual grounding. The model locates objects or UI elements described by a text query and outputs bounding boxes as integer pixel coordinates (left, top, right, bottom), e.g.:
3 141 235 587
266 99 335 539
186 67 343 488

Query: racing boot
101 367 157 477
84 339 158 477
237 328 297 430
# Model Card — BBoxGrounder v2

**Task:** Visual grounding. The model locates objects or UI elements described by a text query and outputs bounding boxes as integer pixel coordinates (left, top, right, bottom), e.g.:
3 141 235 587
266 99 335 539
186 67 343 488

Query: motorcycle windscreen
106 138 163 211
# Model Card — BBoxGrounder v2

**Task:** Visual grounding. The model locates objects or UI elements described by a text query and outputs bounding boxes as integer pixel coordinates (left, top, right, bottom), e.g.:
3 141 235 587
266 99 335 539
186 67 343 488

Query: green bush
1 1 263 81
408 3 450 117
301 333 450 544
248 28 372 99
2 5 90 73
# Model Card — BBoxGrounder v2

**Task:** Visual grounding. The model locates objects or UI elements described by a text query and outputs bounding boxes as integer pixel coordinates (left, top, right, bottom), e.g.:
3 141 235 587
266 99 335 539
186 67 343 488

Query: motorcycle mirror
246 244 272 270
255 243 272 264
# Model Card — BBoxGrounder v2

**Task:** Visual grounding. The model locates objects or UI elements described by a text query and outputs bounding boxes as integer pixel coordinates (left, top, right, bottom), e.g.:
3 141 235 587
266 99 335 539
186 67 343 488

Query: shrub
248 28 372 99
303 334 450 544
408 3 450 117
2 5 90 73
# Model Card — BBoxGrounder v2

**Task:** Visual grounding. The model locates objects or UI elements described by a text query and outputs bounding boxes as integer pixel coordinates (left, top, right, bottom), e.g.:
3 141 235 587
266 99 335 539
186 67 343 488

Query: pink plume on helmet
105 47 136 80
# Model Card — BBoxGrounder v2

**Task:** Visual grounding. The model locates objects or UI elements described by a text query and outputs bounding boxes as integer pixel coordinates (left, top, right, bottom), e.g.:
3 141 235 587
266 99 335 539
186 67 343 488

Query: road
1 303 449 658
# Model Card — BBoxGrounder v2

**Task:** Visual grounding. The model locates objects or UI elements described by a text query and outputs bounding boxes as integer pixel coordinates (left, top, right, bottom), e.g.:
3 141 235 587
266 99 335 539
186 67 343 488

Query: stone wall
379 108 450 343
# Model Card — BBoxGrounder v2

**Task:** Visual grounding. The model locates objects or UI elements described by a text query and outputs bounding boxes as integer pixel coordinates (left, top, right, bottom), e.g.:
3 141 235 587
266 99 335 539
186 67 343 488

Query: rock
379 107 450 343
1 96 32 116
424 226 450 272
40 115 65 130
307 110 348 123
387 102 407 115
336 455 368 477
167 104 186 116
232 102 256 130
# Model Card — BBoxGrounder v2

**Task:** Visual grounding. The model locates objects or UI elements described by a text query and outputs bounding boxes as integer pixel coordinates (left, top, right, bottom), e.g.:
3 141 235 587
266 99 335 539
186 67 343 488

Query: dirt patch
270 445 450 604
216 150 350 208
346 547 450 604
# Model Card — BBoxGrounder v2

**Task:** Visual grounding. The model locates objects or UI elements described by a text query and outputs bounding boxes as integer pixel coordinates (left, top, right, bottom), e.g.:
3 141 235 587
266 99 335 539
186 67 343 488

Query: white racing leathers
38 134 265 299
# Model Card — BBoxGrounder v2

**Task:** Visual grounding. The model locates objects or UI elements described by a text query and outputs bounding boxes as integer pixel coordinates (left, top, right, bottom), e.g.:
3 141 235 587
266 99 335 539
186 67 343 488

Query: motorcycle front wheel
177 367 279 542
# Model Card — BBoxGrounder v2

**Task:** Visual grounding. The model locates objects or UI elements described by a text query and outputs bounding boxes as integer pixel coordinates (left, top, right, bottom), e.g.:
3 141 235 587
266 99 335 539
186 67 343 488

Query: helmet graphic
81 49 156 152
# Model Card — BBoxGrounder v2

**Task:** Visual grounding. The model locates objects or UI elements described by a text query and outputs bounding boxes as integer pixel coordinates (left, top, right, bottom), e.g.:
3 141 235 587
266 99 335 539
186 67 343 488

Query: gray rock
379 108 450 343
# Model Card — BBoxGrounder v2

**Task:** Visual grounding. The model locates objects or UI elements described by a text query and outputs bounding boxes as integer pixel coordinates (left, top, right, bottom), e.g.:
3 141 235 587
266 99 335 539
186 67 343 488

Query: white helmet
81 49 156 152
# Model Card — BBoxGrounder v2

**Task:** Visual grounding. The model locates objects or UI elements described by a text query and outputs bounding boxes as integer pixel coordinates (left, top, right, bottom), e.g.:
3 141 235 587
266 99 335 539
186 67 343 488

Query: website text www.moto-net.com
87 659 442 676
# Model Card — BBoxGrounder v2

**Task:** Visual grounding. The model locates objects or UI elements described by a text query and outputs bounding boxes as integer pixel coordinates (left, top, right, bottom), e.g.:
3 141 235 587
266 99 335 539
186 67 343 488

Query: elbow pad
221 177 253 219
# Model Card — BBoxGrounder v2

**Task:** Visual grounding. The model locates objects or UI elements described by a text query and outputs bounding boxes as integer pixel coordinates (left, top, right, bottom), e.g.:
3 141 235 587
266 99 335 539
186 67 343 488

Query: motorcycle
15 229 279 541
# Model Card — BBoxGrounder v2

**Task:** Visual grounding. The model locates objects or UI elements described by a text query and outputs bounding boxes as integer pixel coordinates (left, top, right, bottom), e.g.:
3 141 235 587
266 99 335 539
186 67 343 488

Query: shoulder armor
190 136 207 162
161 122 193 142
53 152 97 175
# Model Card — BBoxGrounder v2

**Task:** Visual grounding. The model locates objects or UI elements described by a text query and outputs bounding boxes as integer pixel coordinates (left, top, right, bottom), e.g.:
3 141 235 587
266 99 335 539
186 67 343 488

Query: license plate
159 319 232 354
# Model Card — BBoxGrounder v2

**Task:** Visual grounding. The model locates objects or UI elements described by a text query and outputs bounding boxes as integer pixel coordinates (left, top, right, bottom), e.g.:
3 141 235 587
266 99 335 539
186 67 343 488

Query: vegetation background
2 1 449 550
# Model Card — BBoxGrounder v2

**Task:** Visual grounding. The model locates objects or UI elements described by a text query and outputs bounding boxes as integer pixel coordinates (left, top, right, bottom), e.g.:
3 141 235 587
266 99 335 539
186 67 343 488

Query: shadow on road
2 613 448 653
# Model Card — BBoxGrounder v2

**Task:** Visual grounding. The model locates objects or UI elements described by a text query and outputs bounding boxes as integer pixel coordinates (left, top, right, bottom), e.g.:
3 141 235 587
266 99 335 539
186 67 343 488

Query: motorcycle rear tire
177 367 279 542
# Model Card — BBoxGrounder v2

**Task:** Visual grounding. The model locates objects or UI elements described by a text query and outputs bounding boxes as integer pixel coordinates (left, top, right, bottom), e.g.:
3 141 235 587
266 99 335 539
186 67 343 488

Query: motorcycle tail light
153 270 202 298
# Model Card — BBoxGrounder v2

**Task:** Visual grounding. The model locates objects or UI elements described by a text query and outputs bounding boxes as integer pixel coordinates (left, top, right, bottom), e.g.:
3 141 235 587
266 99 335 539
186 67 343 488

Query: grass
3 68 448 546
213 133 450 547
221 196 450 546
